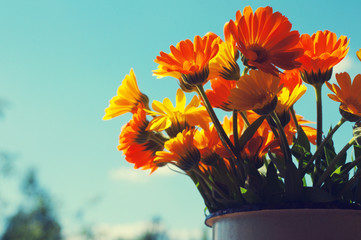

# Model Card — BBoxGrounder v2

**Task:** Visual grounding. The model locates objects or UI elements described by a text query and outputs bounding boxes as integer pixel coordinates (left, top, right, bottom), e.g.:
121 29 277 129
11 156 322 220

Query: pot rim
205 202 361 227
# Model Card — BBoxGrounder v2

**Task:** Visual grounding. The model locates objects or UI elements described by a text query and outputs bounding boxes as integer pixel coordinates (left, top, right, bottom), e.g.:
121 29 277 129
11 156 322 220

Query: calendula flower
118 108 166 172
357 48 361 62
225 6 303 76
229 70 282 115
154 129 201 171
209 41 240 81
285 114 317 145
298 30 349 86
326 72 361 121
275 70 307 126
146 89 211 137
153 33 220 86
205 77 237 111
241 136 269 168
103 69 149 120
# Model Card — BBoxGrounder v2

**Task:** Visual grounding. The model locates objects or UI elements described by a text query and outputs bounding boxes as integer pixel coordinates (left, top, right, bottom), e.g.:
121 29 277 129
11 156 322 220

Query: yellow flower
154 129 200 171
228 70 282 115
275 70 307 125
357 48 361 62
103 69 149 120
209 41 240 81
146 89 211 137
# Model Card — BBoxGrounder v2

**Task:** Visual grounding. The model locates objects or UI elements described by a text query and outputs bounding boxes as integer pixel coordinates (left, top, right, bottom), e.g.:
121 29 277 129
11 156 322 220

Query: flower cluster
104 6 361 213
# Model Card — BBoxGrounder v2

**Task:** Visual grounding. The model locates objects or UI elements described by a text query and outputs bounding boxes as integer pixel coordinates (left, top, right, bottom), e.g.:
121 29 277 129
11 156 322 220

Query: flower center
248 45 269 63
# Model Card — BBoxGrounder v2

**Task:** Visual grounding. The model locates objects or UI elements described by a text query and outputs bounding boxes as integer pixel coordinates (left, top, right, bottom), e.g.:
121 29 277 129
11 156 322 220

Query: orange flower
118 108 165 172
154 129 200 171
103 69 149 120
326 72 361 121
241 136 273 168
298 30 349 85
153 33 220 86
205 77 237 111
247 110 316 146
285 114 317 145
229 70 282 115
225 6 303 76
357 48 361 62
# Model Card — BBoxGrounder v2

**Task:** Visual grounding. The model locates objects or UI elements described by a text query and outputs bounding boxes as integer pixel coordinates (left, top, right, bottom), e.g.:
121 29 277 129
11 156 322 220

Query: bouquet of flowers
103 6 361 213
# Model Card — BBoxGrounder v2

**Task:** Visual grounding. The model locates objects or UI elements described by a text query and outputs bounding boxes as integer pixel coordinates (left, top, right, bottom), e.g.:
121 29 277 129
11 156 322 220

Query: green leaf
331 165 349 183
268 152 286 177
354 179 361 204
284 162 303 201
302 187 337 202
354 145 361 169
324 139 336 166
240 187 261 204
291 143 312 172
295 125 310 152
238 115 266 150
265 162 284 203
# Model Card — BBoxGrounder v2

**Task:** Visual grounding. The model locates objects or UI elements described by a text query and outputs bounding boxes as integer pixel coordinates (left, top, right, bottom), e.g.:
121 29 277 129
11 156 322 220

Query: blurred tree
1 169 62 240
201 228 209 240
136 217 169 240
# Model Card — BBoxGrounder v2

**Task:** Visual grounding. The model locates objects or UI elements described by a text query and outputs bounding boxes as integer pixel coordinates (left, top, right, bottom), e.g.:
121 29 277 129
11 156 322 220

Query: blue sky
0 0 360 239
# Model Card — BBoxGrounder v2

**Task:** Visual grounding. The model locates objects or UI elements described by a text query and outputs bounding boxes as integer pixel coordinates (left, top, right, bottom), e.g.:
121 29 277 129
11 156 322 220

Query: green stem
270 111 292 164
337 169 361 198
315 84 323 148
240 111 250 127
196 85 244 184
196 85 237 158
314 84 323 180
315 137 356 188
233 110 240 153
290 106 299 131
340 155 361 177
302 118 346 177
192 168 229 200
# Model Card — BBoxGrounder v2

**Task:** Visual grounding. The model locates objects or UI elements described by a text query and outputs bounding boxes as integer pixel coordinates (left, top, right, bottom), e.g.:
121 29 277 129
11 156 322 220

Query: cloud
64 221 210 240
333 56 354 73
109 166 177 182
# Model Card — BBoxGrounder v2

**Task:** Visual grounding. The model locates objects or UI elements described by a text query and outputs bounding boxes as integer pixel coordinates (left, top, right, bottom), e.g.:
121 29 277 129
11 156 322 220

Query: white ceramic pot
206 208 361 240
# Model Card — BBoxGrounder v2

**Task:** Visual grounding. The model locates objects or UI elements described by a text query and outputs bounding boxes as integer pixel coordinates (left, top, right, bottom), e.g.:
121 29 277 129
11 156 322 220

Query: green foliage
238 115 266 150
1 207 62 240
1 170 62 240
136 217 169 240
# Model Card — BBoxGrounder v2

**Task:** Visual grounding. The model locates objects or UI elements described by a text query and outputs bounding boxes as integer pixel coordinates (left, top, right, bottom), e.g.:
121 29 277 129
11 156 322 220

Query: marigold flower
285 114 317 145
225 6 303 76
154 129 201 171
326 72 361 121
209 41 240 81
153 33 220 86
146 89 211 137
103 69 149 120
241 136 271 168
298 30 349 86
118 108 165 172
228 70 282 115
275 70 307 125
205 77 237 111
357 48 361 62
